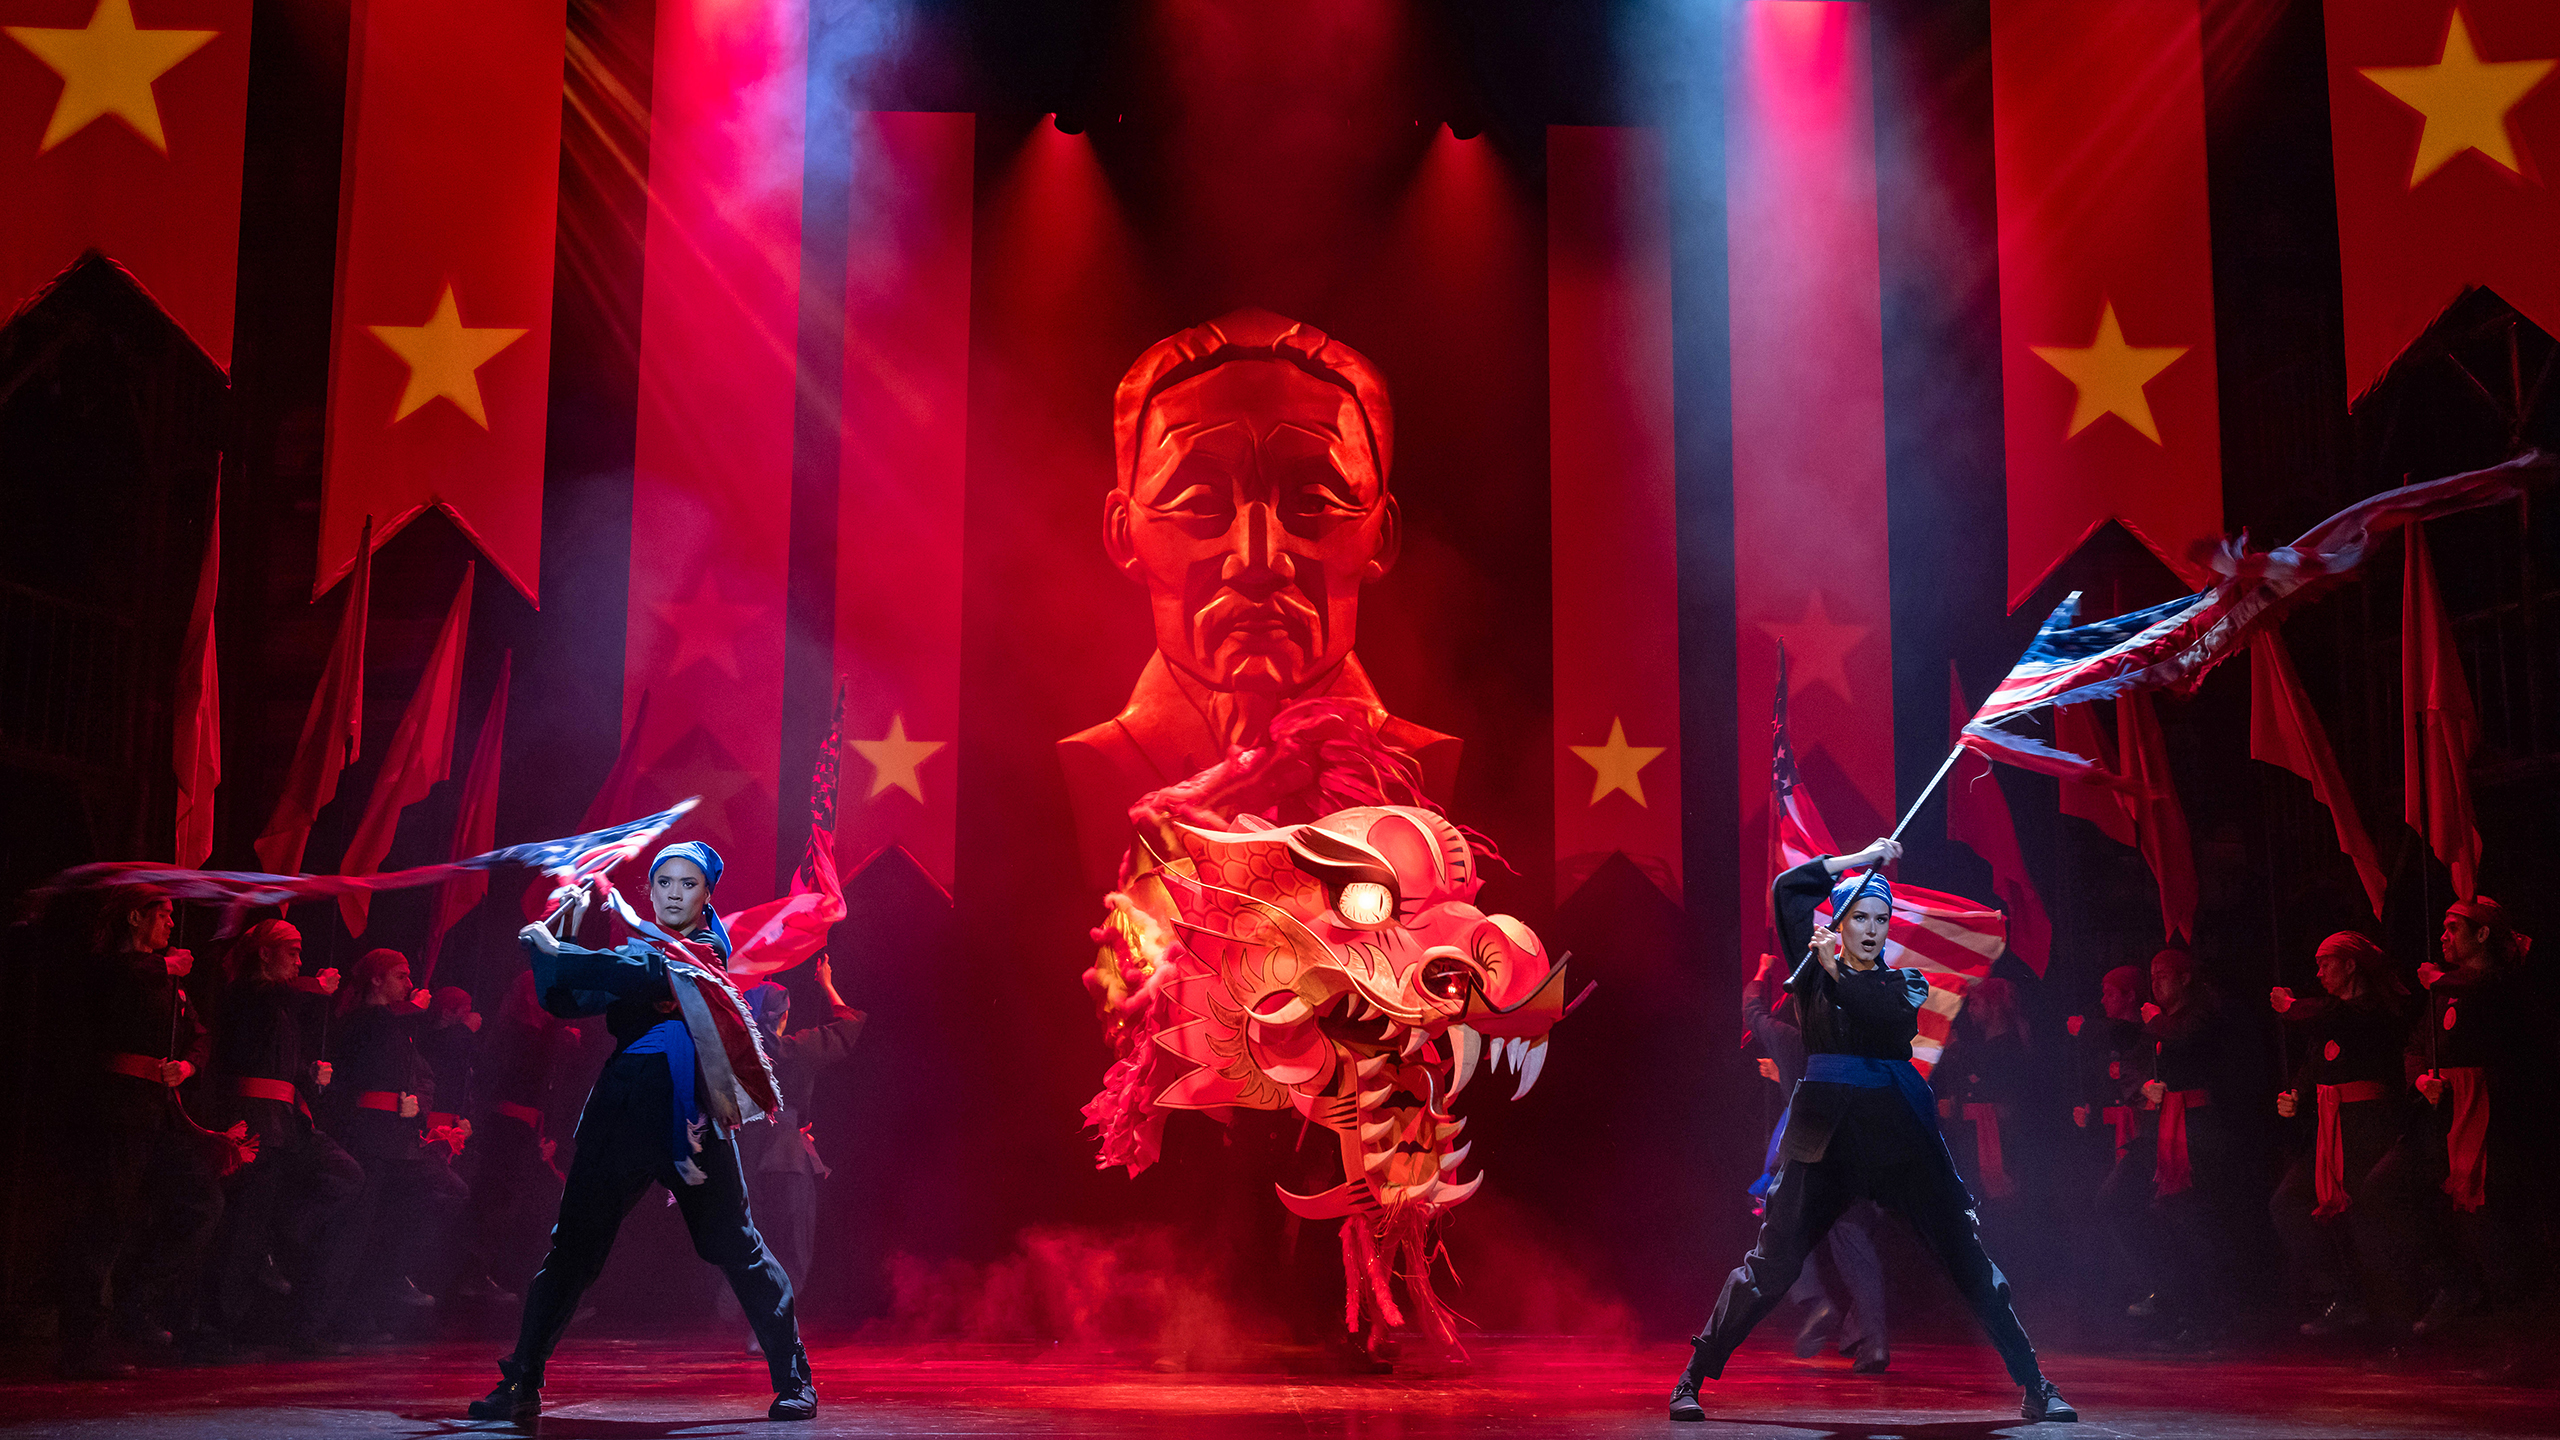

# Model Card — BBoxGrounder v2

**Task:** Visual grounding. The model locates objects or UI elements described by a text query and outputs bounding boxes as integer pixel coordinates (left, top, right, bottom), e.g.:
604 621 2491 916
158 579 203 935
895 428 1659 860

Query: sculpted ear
1103 489 1142 582
1365 495 1401 582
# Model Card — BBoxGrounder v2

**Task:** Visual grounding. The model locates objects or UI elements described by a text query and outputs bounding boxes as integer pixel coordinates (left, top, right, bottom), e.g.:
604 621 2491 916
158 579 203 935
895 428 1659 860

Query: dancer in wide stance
468 843 816 1423
1669 837 2076 1424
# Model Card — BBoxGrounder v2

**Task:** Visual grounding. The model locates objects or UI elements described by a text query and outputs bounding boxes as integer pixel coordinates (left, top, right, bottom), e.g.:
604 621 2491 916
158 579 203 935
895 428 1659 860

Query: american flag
39 799 697 935
1770 647 2002 1075
1963 453 2551 785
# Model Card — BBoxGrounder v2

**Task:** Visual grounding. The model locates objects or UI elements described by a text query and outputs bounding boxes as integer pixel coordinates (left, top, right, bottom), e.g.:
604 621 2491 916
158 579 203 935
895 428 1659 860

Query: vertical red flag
2325 1 2560 397
1990 0 2223 607
2119 689 2197 946
2401 529 2482 896
0 0 251 365
2250 633 2388 918
2053 703 2137 846
1947 663 2051 974
1730 2 1895 933
317 0 566 603
1551 124 1680 904
256 515 369 875
173 478 219 867
338 563 474 935
423 650 507 984
835 112 973 895
620 0 805 896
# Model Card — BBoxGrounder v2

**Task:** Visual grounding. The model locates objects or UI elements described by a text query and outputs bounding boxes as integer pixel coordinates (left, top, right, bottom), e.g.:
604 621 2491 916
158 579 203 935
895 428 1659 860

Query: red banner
255 517 368 876
2327 1 2560 397
424 649 506 982
620 0 806 897
1990 0 2222 607
316 0 565 603
0 0 250 365
339 563 473 935
2403 529 2482 897
1730 1 1895 924
1551 124 1679 904
2249 633 2387 918
834 112 973 895
174 479 219 867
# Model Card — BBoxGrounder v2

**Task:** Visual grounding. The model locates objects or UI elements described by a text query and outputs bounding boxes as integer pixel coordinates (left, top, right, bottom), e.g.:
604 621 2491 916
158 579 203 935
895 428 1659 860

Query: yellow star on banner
2360 7 2556 187
6 0 216 153
851 713 945 804
649 572 763 679
365 284 528 427
1758 591 1871 705
2029 299 2188 444
1569 717 1665 808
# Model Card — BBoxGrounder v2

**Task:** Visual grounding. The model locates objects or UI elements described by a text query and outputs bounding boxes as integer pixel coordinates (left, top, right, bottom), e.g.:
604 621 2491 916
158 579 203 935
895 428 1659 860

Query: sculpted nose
1221 501 1292 589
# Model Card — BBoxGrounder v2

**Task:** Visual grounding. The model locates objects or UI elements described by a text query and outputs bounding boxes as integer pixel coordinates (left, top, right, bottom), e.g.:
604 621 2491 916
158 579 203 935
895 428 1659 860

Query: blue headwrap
649 841 731 959
1827 867 1893 921
744 980 790 1043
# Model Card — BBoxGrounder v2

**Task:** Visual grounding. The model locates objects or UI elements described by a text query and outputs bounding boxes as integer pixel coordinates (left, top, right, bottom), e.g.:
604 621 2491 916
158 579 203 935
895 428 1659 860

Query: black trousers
1695 1148 2041 1387
60 1119 224 1346
212 1108 364 1332
508 1056 807 1391
459 1114 563 1289
1782 1199 1887 1352
309 1140 468 1335
2268 1100 2421 1312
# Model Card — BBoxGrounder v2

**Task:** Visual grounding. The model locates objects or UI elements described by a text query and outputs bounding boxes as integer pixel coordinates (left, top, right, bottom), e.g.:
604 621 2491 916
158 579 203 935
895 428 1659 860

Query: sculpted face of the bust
1107 359 1399 702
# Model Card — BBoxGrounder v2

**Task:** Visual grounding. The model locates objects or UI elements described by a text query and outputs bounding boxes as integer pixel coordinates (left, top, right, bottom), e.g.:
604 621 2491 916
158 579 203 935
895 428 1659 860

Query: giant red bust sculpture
1058 309 1460 888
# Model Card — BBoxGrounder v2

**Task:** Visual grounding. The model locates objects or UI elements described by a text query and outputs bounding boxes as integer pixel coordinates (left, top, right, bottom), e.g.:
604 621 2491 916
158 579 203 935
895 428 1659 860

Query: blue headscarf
1827 867 1893 924
649 841 731 959
744 980 790 1044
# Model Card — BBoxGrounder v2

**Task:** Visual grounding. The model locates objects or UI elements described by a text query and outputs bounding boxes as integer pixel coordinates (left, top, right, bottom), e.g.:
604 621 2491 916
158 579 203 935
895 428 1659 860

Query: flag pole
1888 741 1969 845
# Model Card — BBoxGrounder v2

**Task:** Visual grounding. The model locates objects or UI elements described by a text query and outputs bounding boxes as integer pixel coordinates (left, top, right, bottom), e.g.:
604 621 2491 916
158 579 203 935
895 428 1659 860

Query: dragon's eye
1419 956 1475 1003
1335 881 1395 927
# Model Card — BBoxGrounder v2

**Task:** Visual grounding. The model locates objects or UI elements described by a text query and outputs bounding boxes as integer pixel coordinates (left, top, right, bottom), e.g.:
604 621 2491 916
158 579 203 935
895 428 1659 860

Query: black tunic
84 951 210 1130
1771 859 1935 1168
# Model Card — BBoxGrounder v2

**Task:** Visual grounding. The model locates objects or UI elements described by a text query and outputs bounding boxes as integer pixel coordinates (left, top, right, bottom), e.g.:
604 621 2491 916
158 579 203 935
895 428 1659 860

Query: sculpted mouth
1281 990 1546 1219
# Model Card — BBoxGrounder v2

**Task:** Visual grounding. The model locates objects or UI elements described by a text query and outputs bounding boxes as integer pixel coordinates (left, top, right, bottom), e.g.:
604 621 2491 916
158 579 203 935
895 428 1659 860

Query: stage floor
3 1337 2555 1439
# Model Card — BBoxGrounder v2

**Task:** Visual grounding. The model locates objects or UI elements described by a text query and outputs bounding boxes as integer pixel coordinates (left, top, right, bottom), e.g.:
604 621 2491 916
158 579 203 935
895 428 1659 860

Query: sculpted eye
1335 882 1395 927
1419 956 1475 1003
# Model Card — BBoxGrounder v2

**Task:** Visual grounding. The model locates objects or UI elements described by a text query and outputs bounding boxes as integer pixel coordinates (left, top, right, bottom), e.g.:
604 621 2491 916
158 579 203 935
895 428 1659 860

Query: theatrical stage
4 1337 2555 1439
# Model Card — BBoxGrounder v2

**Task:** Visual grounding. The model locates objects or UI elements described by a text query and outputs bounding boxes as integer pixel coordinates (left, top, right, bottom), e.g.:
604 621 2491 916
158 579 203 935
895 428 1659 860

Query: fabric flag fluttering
42 799 698 937
725 680 850 981
2117 690 2198 946
1945 663 2050 974
1773 659 2004 1075
2250 633 2388 917
173 479 220 868
255 514 370 875
2402 529 2483 898
2054 703 2139 845
422 650 508 984
339 563 474 935
1947 454 2550 799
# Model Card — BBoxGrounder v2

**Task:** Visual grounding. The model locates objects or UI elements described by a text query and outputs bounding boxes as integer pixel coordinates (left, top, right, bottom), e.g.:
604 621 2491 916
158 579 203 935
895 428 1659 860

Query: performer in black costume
1670 838 2075 1425
469 842 817 1424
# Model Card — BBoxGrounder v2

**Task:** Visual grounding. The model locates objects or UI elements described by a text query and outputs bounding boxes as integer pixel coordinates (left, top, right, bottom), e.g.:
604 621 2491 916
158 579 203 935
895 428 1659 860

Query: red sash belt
104 1052 166 1083
2438 1067 2489 1213
493 1100 544 1131
354 1091 408 1113
2153 1089 2212 1198
427 1111 460 1130
230 1075 310 1118
2312 1080 2388 1218
2101 1104 2137 1154
1962 1102 2016 1198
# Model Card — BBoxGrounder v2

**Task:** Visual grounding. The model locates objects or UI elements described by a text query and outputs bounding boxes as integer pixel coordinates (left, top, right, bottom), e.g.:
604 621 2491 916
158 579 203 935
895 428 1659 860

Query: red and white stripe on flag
833 112 973 896
620 0 807 896
0 0 252 365
1778 784 2004 1075
1550 124 1680 905
319 0 566 602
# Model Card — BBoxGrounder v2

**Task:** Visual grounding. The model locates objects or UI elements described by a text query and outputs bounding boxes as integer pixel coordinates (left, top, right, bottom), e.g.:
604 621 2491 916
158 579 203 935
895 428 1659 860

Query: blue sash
623 1017 707 1184
1803 1052 1944 1139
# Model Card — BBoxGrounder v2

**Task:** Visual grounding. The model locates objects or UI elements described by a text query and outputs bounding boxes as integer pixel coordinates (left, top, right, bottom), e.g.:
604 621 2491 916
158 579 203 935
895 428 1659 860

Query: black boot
2022 1377 2078 1423
467 1356 541 1423
767 1340 816 1421
1667 1334 1714 1422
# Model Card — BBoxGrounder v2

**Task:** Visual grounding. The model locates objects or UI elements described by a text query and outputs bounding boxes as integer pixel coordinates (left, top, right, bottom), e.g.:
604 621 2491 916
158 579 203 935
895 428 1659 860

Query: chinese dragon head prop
1082 700 1576 1356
